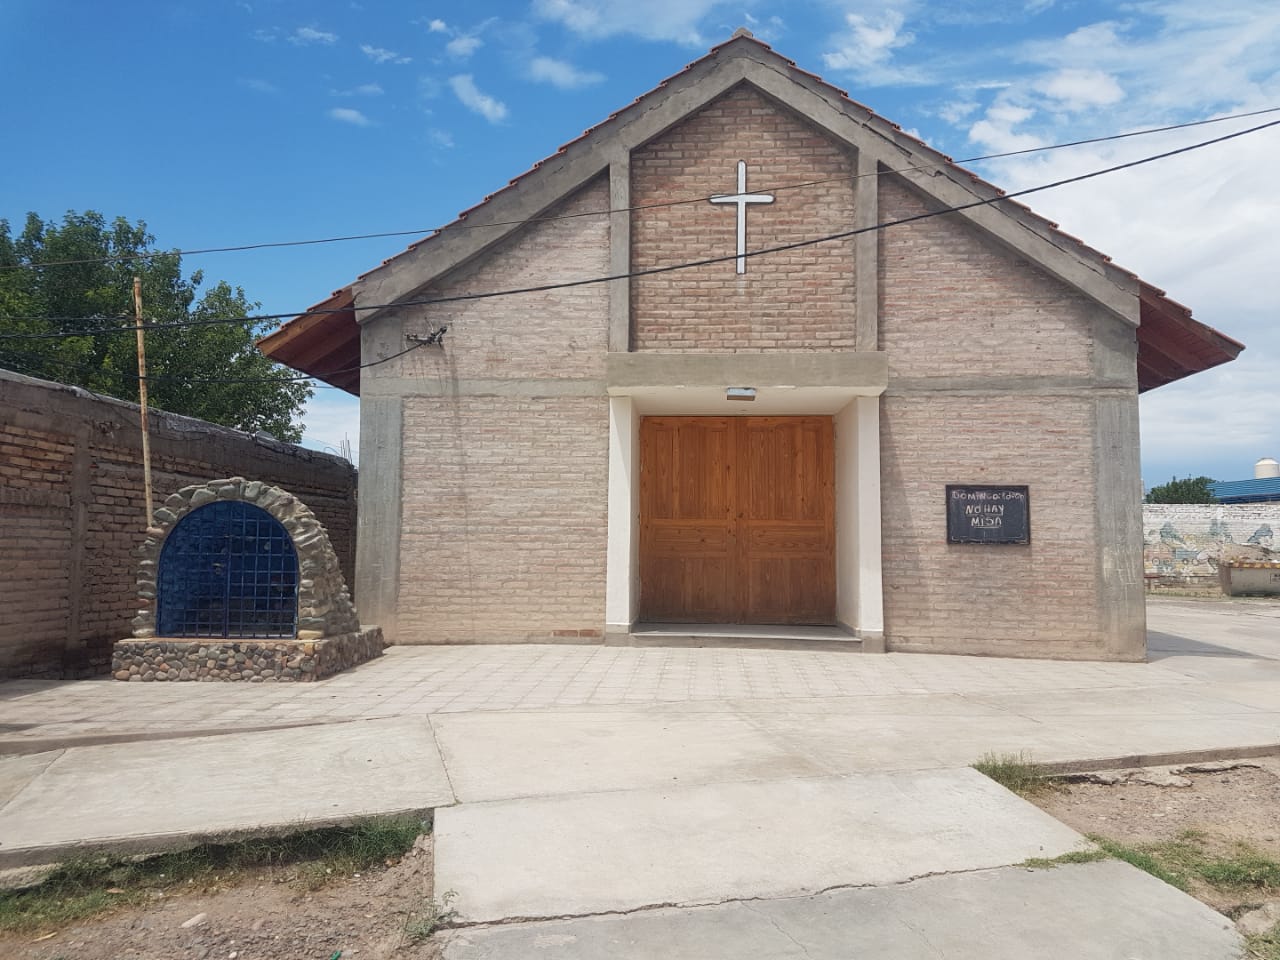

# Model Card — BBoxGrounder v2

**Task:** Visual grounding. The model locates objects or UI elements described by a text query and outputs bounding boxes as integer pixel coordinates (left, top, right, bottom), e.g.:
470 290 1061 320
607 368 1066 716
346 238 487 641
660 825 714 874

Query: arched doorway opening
157 500 298 639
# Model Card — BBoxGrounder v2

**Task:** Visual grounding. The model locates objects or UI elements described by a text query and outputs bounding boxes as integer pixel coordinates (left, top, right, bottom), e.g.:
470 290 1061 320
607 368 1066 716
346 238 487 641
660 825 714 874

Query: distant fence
0 370 357 679
1143 503 1278 586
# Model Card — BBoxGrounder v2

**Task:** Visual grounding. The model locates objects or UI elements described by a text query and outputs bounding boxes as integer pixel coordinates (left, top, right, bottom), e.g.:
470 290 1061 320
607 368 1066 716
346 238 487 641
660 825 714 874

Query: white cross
709 160 774 274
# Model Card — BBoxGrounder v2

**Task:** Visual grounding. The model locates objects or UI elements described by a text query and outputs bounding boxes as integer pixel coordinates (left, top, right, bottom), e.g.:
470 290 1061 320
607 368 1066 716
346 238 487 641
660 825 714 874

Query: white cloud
290 25 337 45
449 74 508 122
333 83 384 97
428 128 455 148
360 43 412 64
239 78 279 94
428 18 448 33
529 56 605 89
966 100 1044 151
742 12 785 43
822 8 928 86
418 76 444 100
938 99 979 124
447 34 483 57
328 107 372 126
1037 68 1124 110
532 0 725 45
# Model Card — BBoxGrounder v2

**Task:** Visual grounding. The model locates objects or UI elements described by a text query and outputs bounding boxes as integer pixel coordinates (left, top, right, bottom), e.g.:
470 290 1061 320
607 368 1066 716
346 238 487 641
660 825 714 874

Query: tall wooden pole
133 277 154 524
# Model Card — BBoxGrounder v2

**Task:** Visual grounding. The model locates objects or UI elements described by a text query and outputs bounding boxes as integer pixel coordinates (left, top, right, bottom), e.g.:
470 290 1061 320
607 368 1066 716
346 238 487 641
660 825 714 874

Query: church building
261 32 1242 661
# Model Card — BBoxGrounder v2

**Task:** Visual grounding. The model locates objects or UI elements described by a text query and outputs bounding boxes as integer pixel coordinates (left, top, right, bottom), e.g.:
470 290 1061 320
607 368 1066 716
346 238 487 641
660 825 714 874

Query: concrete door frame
605 389 885 647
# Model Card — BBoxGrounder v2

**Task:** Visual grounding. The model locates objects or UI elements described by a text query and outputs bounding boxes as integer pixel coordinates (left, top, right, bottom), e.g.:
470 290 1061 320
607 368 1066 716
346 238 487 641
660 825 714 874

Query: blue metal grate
157 501 299 639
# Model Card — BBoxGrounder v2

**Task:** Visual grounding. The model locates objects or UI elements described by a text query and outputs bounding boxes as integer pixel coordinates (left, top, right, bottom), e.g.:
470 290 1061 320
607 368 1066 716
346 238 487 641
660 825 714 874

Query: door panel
639 416 835 625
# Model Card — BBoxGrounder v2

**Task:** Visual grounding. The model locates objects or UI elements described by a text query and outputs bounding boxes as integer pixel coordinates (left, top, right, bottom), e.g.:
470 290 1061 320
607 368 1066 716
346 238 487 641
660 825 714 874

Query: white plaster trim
605 397 640 629
855 395 885 640
604 393 884 640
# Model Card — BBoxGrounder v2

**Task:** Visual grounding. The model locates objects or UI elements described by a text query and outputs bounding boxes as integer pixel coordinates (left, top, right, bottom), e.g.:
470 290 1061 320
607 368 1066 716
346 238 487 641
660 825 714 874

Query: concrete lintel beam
607 351 887 392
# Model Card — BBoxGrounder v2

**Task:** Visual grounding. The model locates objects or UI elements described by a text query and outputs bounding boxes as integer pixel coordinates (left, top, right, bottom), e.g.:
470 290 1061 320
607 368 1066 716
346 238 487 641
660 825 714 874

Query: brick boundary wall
0 370 357 679
1143 503 1278 585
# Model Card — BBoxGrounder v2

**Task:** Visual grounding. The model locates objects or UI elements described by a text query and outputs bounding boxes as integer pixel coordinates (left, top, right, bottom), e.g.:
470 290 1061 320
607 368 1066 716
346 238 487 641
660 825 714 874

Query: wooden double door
639 416 836 625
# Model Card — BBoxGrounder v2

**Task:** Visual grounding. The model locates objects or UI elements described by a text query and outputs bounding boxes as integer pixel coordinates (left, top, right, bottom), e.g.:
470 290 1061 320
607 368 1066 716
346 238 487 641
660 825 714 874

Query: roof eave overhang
256 289 361 395
1136 283 1244 392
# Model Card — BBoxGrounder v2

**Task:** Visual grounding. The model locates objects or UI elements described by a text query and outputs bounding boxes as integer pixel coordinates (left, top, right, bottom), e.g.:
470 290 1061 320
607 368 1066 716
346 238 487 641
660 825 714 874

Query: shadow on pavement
1146 630 1267 661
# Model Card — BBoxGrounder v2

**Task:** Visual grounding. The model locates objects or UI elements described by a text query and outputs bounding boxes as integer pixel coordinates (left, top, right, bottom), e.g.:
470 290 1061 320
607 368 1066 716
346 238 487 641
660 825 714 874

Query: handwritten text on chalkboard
946 485 1030 544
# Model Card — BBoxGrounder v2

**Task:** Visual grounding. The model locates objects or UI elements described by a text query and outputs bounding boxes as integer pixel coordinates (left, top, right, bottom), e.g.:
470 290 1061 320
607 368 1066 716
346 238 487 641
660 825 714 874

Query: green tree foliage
1146 476 1218 503
0 211 311 442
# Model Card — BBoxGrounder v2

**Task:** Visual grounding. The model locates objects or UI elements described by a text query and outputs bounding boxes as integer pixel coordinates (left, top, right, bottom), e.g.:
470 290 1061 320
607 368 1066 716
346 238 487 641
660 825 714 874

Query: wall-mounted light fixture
726 387 757 401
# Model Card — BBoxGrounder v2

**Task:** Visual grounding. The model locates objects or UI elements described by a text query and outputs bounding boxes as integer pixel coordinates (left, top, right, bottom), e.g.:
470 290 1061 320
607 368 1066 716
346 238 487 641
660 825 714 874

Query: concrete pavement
0 718 452 867
433 768 1087 922
442 861 1241 960
0 597 1276 956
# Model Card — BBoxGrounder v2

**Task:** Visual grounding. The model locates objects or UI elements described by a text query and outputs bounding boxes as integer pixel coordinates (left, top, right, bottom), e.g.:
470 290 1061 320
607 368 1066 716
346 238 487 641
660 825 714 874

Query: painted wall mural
1143 504 1278 582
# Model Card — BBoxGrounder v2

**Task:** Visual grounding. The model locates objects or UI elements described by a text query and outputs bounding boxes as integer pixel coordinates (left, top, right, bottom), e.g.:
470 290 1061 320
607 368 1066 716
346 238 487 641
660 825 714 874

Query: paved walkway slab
442 860 1242 960
0 717 453 867
433 767 1087 923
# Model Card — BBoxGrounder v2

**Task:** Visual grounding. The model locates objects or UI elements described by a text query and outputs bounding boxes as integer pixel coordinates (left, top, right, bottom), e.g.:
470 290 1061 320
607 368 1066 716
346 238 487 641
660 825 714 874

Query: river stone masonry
111 629 385 683
113 478 383 682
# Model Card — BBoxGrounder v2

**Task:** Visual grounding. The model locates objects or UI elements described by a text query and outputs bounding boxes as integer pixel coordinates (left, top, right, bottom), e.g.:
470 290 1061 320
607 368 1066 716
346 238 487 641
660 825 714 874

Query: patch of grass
1197 847 1280 890
1079 831 1280 899
972 752 1051 796
1086 834 1190 891
1021 848 1111 869
1247 921 1280 960
0 815 427 935
403 890 459 942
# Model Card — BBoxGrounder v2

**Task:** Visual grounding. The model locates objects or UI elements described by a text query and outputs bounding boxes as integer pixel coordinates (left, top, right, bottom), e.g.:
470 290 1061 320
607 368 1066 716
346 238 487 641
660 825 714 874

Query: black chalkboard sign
946 485 1030 545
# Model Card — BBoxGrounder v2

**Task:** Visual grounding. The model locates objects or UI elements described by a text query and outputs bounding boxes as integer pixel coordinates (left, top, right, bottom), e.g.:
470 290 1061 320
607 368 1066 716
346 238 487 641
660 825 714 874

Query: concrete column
1095 395 1145 660
854 151 880 353
64 425 90 672
605 396 639 632
608 153 631 353
355 394 404 643
855 395 885 647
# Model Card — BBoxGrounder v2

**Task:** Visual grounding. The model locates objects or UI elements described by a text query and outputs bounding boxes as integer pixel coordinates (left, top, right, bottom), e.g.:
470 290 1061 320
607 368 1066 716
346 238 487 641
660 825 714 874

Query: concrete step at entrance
441 860 1242 960
617 622 863 652
432 767 1086 924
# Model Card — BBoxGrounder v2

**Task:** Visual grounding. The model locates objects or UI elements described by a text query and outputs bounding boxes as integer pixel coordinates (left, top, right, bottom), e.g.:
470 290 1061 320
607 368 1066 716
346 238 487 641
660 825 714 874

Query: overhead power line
2 112 1276 367
1 105 1276 275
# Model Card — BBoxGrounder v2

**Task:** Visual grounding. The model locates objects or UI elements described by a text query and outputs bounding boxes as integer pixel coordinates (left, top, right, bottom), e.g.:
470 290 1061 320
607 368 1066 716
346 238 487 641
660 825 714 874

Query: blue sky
2 1 1277 487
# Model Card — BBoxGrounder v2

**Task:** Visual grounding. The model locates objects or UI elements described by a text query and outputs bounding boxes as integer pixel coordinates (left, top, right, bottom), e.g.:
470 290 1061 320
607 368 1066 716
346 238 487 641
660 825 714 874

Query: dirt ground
1034 758 1280 915
0 835 444 960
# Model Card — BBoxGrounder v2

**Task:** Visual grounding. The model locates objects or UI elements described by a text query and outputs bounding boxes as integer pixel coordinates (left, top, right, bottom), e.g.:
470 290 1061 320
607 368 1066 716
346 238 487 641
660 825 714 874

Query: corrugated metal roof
1209 478 1280 503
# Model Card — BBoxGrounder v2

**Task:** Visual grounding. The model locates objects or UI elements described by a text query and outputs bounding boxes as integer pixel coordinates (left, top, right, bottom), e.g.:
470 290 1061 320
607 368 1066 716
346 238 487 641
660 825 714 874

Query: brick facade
396 178 610 383
631 86 857 352
0 371 357 678
876 173 1126 656
380 179 611 644
878 177 1096 377
399 396 608 642
880 396 1102 657
344 48 1150 660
